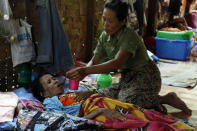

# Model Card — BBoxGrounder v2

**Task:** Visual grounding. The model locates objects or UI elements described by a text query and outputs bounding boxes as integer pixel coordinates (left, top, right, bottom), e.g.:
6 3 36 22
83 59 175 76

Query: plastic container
156 30 193 40
155 37 193 61
97 74 112 89
17 63 31 84
69 79 79 90
0 0 10 20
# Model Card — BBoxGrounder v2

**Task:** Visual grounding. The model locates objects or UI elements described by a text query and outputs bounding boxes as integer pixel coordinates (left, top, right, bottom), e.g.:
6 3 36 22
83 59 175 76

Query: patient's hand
100 108 127 121
84 108 126 121
74 91 95 102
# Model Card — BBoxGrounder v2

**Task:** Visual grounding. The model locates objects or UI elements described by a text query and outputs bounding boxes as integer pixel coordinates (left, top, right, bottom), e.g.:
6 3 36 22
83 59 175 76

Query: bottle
97 74 112 89
17 63 31 88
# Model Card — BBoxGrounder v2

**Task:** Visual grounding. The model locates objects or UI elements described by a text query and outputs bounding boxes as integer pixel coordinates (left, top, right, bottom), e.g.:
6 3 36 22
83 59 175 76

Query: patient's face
40 74 64 97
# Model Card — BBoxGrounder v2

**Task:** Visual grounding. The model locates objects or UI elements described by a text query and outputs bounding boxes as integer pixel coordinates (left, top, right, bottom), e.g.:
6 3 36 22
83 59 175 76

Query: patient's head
31 74 64 102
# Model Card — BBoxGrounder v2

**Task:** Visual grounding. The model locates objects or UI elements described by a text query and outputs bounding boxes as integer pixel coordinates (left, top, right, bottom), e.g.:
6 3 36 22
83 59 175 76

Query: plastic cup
69 79 79 90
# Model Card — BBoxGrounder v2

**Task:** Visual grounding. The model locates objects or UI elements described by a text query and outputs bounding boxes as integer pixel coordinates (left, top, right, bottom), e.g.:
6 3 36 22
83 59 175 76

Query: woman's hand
74 91 95 102
66 67 87 81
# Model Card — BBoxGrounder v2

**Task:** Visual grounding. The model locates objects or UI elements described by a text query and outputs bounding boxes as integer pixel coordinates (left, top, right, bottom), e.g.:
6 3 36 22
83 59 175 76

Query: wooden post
145 0 159 36
85 0 95 62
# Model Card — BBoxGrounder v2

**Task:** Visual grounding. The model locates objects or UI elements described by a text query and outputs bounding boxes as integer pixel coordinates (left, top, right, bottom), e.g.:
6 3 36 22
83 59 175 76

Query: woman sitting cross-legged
30 73 193 130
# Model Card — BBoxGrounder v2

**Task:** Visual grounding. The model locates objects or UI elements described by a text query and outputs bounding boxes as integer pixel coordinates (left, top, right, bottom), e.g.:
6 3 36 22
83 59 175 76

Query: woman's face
40 74 64 97
102 8 126 36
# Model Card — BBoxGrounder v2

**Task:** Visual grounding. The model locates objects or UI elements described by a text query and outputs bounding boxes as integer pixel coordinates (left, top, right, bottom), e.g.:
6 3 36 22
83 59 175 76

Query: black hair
30 73 45 102
104 0 129 22
168 0 182 16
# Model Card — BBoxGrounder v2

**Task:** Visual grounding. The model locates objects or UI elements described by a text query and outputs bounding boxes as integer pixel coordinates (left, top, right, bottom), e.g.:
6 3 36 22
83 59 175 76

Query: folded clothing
13 88 45 111
0 92 19 123
13 87 40 102
18 100 45 111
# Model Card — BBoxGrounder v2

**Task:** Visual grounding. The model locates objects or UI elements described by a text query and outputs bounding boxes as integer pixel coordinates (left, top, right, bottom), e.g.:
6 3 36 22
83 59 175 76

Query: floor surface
160 85 197 128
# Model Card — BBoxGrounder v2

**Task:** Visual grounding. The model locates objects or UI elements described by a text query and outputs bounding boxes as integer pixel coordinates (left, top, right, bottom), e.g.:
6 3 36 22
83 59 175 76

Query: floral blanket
78 94 194 131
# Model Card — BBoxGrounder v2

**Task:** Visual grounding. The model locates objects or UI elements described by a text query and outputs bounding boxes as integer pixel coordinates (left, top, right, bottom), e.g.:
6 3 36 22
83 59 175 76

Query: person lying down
29 73 193 130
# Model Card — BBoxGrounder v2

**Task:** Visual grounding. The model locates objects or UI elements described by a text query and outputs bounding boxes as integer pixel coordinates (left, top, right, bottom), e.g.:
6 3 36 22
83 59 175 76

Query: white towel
0 92 19 123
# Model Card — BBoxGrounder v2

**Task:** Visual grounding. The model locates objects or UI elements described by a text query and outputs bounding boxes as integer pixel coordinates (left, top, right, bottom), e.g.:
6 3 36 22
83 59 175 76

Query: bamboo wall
56 0 105 62
0 38 18 91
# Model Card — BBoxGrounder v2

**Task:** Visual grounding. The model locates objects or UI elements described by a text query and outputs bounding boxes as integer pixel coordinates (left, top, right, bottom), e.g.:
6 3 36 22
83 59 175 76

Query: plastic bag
0 0 16 40
0 0 11 20
127 0 138 28
11 19 36 67
0 20 17 39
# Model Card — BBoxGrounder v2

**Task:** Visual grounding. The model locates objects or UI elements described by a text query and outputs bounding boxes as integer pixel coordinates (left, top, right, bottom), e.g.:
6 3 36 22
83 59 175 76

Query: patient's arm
84 108 126 121
74 91 96 102
84 108 103 119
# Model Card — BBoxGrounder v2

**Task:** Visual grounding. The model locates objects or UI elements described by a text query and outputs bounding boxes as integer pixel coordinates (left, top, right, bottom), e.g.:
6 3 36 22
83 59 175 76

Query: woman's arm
66 50 130 81
86 55 101 67
85 50 130 74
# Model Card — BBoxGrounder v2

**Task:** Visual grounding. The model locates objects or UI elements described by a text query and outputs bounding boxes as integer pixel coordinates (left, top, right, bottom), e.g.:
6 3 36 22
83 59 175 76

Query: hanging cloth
36 0 74 74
